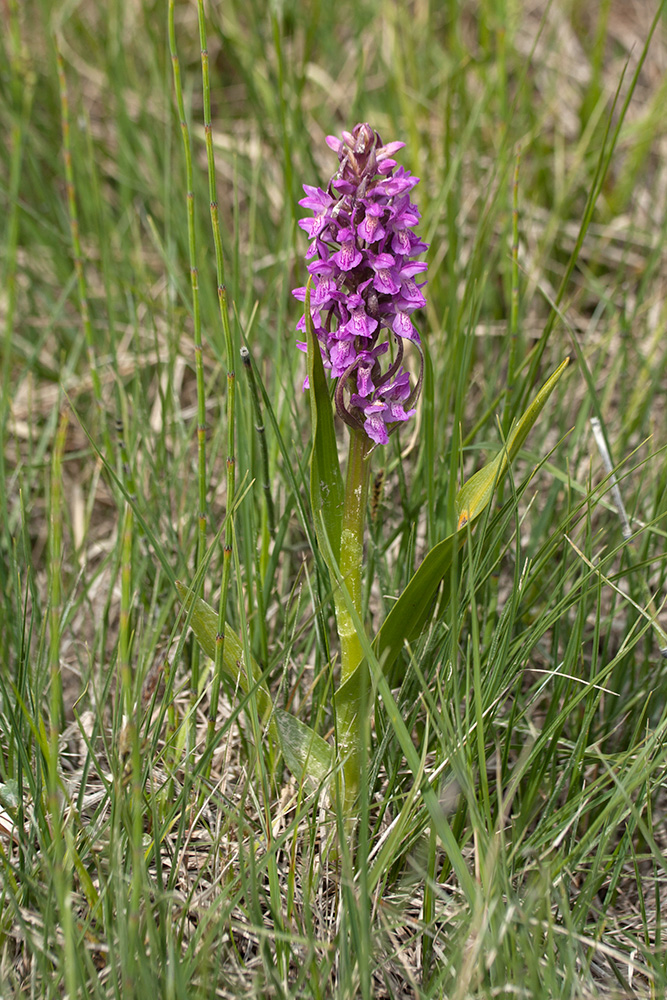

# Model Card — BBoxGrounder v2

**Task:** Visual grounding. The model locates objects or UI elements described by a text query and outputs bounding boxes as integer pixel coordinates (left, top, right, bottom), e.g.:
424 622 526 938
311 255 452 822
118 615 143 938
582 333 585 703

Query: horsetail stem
196 0 238 747
168 1 207 721
504 146 521 434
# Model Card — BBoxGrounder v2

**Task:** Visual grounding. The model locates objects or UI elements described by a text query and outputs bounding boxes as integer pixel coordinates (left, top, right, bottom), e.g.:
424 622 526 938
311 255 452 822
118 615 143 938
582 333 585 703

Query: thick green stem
335 428 372 816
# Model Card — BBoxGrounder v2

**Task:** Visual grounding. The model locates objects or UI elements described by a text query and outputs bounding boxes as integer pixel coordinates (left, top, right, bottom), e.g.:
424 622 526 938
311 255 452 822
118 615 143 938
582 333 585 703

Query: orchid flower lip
295 122 428 443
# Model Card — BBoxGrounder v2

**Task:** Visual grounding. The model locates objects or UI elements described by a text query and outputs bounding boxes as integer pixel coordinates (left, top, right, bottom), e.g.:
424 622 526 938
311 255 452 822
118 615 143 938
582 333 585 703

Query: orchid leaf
176 583 333 785
455 358 570 528
336 358 569 705
273 709 333 787
305 279 345 571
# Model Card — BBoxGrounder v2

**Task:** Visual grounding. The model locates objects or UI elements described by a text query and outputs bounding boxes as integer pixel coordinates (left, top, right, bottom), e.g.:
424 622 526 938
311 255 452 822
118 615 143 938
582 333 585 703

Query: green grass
2 0 667 996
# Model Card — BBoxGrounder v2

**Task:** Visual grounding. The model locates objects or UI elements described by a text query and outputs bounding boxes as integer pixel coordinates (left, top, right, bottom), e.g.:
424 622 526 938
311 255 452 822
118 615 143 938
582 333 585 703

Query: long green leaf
305 279 345 570
176 583 333 784
336 358 569 705
456 358 570 527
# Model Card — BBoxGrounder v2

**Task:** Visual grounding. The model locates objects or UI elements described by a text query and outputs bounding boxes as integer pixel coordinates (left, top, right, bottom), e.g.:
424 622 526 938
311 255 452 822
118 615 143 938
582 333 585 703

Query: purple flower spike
293 122 428 445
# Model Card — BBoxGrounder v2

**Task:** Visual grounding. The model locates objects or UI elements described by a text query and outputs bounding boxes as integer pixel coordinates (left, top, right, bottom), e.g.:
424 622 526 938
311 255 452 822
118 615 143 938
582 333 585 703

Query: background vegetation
2 0 667 996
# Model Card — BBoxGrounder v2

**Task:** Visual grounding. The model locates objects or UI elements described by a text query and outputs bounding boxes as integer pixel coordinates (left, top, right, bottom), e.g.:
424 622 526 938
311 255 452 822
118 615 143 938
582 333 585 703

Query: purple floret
293 122 428 444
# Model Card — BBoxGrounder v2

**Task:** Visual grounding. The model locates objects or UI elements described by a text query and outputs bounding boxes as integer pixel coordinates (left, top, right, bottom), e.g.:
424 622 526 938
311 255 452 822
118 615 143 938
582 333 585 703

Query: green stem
168 0 206 752
56 46 106 438
335 428 372 816
504 146 521 435
195 0 238 757
48 409 77 999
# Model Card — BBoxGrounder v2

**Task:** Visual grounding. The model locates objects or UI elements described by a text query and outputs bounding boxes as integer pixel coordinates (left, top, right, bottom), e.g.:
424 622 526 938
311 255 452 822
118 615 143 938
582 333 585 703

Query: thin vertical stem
2 6 33 548
504 146 521 435
240 345 273 668
270 8 296 224
118 474 144 941
48 409 77 1000
168 3 207 572
49 412 67 768
56 43 111 457
168 1 207 717
118 495 134 717
241 346 275 535
196 0 238 748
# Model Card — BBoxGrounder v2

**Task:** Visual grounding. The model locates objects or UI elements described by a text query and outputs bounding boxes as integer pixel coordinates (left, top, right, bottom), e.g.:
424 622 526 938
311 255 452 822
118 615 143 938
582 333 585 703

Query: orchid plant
179 123 568 827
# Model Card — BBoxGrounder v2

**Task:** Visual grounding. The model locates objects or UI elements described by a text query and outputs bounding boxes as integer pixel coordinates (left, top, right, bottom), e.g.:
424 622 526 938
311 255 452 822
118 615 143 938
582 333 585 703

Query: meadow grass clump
1 1 667 997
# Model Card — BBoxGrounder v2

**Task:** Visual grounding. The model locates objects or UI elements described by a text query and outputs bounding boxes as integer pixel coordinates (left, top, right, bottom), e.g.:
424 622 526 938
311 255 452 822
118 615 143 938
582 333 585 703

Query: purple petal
356 362 375 397
392 310 419 341
370 252 401 295
390 229 412 256
389 195 421 228
377 140 406 160
330 339 358 377
299 185 333 209
325 135 343 155
341 304 378 340
333 240 363 272
399 278 427 308
398 260 428 278
363 410 389 445
383 370 412 401
386 402 415 422
357 203 386 244
369 167 419 199
391 230 429 256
